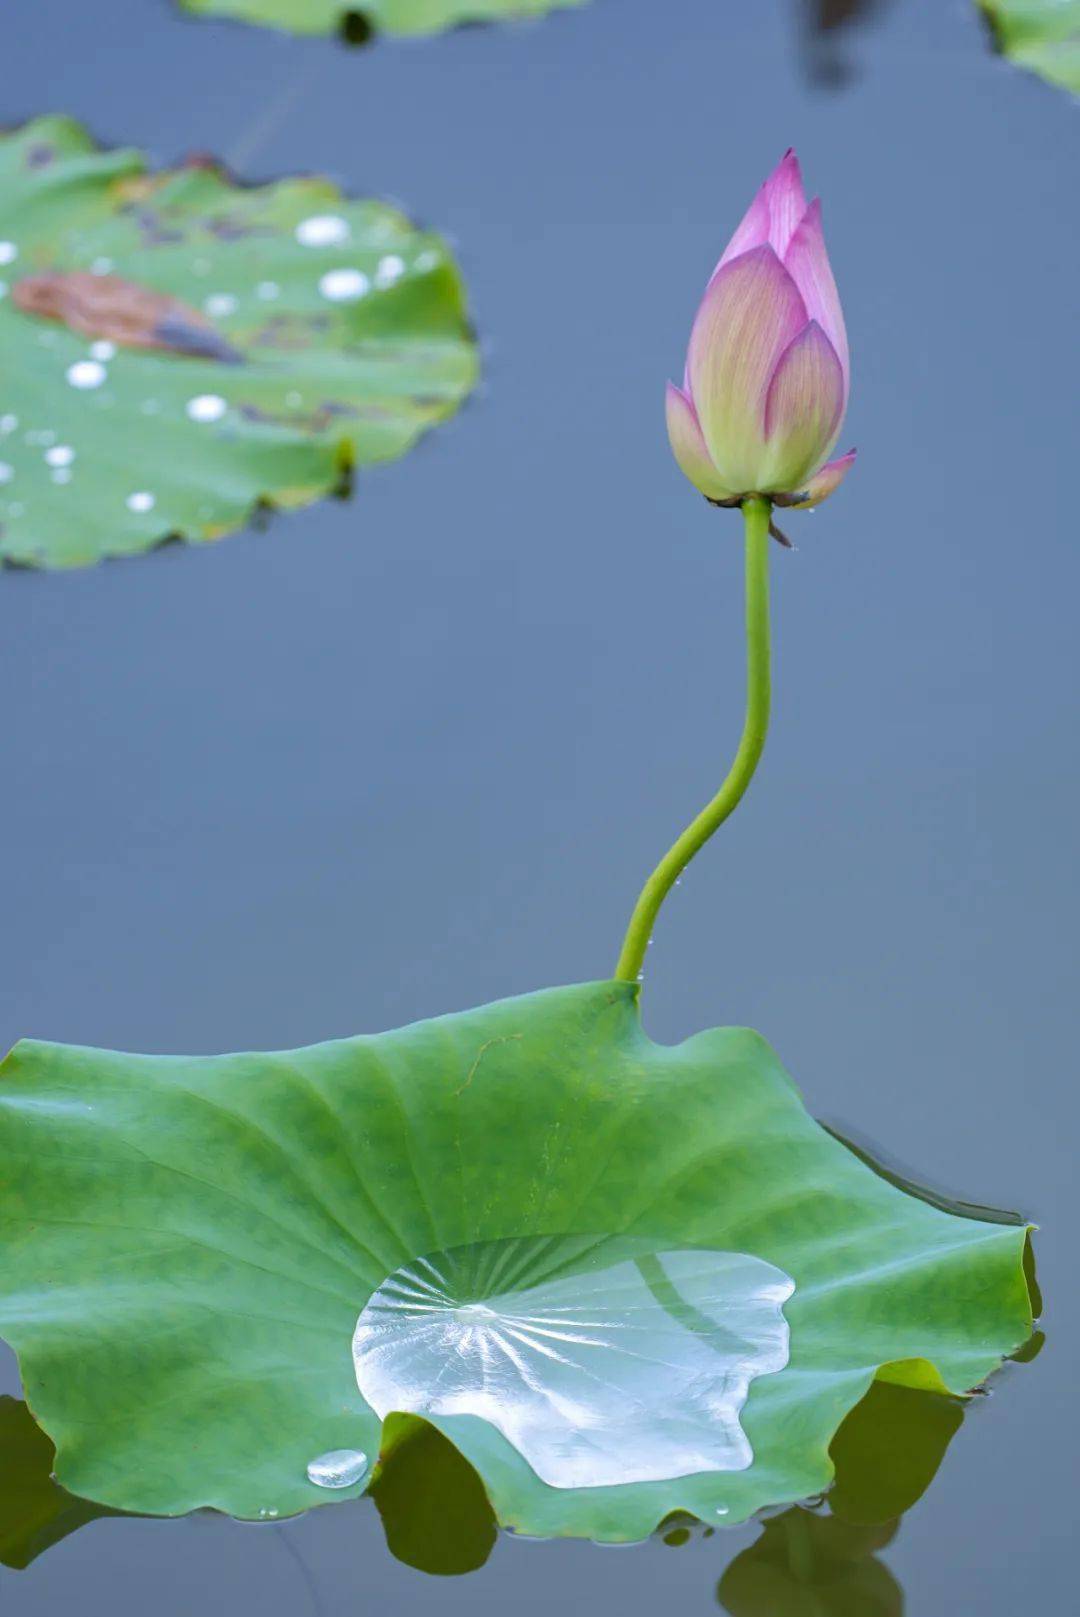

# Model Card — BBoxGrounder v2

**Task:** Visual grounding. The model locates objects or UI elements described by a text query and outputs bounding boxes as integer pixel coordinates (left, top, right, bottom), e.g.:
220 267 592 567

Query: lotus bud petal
665 383 735 502
777 449 858 509
667 152 854 513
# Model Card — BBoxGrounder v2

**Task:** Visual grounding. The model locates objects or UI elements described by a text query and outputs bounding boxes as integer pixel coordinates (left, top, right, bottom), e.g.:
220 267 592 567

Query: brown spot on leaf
236 399 367 433
203 213 275 243
12 271 243 364
249 314 332 351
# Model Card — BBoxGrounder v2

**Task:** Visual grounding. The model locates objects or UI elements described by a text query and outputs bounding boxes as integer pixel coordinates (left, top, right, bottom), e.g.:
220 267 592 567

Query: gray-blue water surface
1 0 1076 1610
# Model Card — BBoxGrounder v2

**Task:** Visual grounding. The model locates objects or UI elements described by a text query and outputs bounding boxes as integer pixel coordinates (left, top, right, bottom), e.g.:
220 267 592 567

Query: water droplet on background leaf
296 214 350 249
318 268 370 304
66 360 106 390
186 394 227 424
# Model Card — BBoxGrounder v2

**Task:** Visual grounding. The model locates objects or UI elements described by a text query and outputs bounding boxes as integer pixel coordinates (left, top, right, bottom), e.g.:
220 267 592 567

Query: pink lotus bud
666 151 855 511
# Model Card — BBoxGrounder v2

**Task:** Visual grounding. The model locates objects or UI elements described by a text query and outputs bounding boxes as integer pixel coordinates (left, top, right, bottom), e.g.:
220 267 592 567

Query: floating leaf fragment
0 116 477 567
978 1 1080 94
0 981 1035 1541
177 0 589 40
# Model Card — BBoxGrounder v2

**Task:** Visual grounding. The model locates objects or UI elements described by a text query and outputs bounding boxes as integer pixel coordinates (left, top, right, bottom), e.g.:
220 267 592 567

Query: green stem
613 495 773 984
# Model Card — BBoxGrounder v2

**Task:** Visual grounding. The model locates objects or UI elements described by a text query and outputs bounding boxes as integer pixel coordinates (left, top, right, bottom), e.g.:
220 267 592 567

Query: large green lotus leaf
178 0 588 40
0 981 1033 1541
979 2 1080 93
0 117 477 567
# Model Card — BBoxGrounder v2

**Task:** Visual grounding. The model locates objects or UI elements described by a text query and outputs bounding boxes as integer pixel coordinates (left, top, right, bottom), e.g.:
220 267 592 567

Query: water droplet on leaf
318 268 370 304
186 394 227 424
352 1237 794 1491
66 360 106 390
306 1448 369 1490
296 215 350 249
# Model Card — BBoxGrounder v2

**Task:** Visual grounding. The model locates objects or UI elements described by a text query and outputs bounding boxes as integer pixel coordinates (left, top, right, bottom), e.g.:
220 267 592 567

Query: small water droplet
187 394 227 424
45 445 75 468
286 390 303 408
715 1506 730 1517
415 249 440 272
375 254 406 288
204 293 237 318
318 268 370 304
0 242 18 267
256 281 280 301
0 462 13 484
306 1449 369 1490
90 256 113 275
66 360 107 391
0 414 17 435
126 491 155 513
50 468 73 486
90 340 116 362
296 214 350 249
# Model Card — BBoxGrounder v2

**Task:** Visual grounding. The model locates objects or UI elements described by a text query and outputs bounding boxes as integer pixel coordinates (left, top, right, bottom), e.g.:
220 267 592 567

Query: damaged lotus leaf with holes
178 0 588 40
0 117 477 567
0 981 1035 1541
979 1 1080 94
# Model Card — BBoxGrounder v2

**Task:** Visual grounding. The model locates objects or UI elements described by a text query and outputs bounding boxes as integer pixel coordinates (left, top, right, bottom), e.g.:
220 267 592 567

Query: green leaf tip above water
0 116 478 568
177 0 589 40
0 980 1036 1542
979 2 1080 94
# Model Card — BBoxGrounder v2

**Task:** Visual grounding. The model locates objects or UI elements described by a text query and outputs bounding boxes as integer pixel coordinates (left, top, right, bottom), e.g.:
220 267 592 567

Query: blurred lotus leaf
0 116 477 567
979 2 1080 93
177 0 588 40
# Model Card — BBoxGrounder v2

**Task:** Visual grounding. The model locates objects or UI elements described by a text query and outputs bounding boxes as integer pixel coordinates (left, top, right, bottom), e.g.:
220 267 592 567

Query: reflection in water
799 0 894 87
720 1512 901 1616
352 1236 795 1489
713 1379 962 1614
0 1373 1010 1597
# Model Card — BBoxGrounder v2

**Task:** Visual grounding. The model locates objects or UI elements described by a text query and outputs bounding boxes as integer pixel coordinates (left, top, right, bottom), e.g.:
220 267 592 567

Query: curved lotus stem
614 496 772 985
